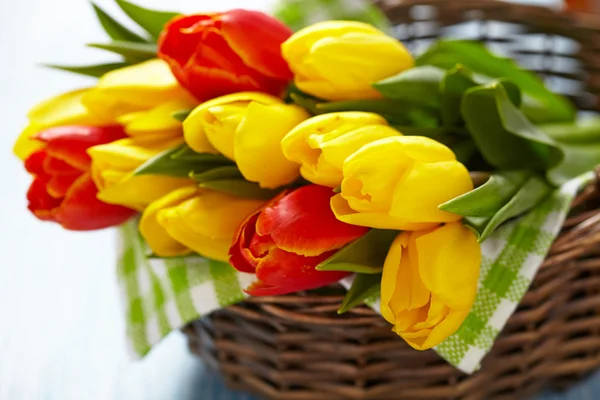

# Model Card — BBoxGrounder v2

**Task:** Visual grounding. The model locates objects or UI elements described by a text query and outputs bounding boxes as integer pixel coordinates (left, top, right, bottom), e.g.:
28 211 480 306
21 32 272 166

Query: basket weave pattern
183 1 600 398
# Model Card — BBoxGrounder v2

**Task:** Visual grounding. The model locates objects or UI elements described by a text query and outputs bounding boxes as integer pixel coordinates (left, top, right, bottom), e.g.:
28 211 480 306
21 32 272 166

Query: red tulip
23 125 136 230
158 9 293 102
229 185 369 296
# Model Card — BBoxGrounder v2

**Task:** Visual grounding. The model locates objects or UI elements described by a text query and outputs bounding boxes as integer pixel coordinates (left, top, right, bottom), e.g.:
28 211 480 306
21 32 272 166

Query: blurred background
0 0 597 399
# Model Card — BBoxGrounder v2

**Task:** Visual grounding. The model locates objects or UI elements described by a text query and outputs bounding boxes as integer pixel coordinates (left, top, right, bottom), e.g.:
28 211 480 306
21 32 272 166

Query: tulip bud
282 112 400 187
82 59 197 121
88 136 193 211
140 185 265 260
184 92 310 189
229 185 369 296
381 223 481 350
158 10 293 101
23 125 136 230
282 21 414 101
331 136 473 230
13 89 113 161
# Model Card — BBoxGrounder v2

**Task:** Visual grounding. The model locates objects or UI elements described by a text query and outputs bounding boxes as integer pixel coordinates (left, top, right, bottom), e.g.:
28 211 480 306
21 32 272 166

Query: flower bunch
15 1 600 351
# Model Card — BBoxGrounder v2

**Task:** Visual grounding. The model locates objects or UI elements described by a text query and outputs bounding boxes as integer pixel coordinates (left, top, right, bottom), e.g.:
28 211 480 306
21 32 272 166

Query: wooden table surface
0 0 596 399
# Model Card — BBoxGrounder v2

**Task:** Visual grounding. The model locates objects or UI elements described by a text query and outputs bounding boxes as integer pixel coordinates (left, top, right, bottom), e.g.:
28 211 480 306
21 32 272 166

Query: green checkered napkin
117 172 594 373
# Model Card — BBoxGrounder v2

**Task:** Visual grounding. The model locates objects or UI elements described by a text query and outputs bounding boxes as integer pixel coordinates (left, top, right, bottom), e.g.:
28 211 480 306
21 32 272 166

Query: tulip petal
416 222 481 310
256 185 368 256
203 103 247 160
14 124 46 160
27 177 62 221
119 99 194 138
387 231 431 317
88 136 184 173
28 88 111 127
157 204 232 262
282 21 385 69
221 9 293 80
417 309 469 351
342 137 412 213
158 14 213 67
14 89 113 160
390 160 473 223
229 210 263 273
307 33 413 100
381 233 404 324
55 173 136 230
24 149 50 178
35 125 127 171
83 59 196 119
159 14 288 101
281 112 389 187
171 191 264 240
331 194 437 230
140 185 198 257
320 125 401 172
96 174 192 212
396 136 457 163
235 102 307 188
249 247 348 296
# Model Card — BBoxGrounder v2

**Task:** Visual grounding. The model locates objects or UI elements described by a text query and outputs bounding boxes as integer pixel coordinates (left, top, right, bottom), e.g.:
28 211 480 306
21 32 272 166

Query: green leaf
115 0 179 40
87 41 157 61
172 109 192 122
372 66 445 108
461 81 558 171
198 180 281 200
190 166 244 183
92 3 148 43
134 144 232 177
317 230 397 274
417 40 576 123
541 117 600 184
316 98 409 115
445 174 553 242
317 262 384 274
338 274 381 314
440 171 532 217
290 91 441 127
450 139 478 165
43 62 128 78
390 126 449 139
290 93 319 114
440 66 477 126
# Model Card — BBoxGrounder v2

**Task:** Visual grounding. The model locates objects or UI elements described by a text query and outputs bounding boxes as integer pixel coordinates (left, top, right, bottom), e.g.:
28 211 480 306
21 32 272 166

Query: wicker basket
183 1 600 399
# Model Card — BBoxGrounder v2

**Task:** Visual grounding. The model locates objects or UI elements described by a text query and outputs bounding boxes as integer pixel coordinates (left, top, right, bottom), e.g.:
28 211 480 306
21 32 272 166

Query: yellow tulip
331 136 473 230
381 222 481 350
139 185 265 261
13 89 113 160
82 59 197 121
88 136 192 211
184 92 310 189
282 21 414 101
282 112 400 187
15 60 197 160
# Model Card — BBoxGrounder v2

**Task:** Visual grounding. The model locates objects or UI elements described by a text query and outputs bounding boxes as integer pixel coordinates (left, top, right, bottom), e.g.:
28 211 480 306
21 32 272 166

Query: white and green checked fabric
116 172 594 372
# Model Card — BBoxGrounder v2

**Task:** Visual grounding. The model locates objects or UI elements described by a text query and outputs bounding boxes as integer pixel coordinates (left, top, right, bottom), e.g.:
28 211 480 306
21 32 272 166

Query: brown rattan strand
183 1 600 399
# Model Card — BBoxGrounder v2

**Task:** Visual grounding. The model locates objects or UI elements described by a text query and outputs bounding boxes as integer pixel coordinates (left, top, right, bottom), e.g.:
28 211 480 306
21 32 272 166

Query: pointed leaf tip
91 2 148 43
43 62 129 78
115 0 179 40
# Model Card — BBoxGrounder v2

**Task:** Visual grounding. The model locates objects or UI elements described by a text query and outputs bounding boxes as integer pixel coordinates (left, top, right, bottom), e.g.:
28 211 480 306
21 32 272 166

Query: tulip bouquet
14 0 600 371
